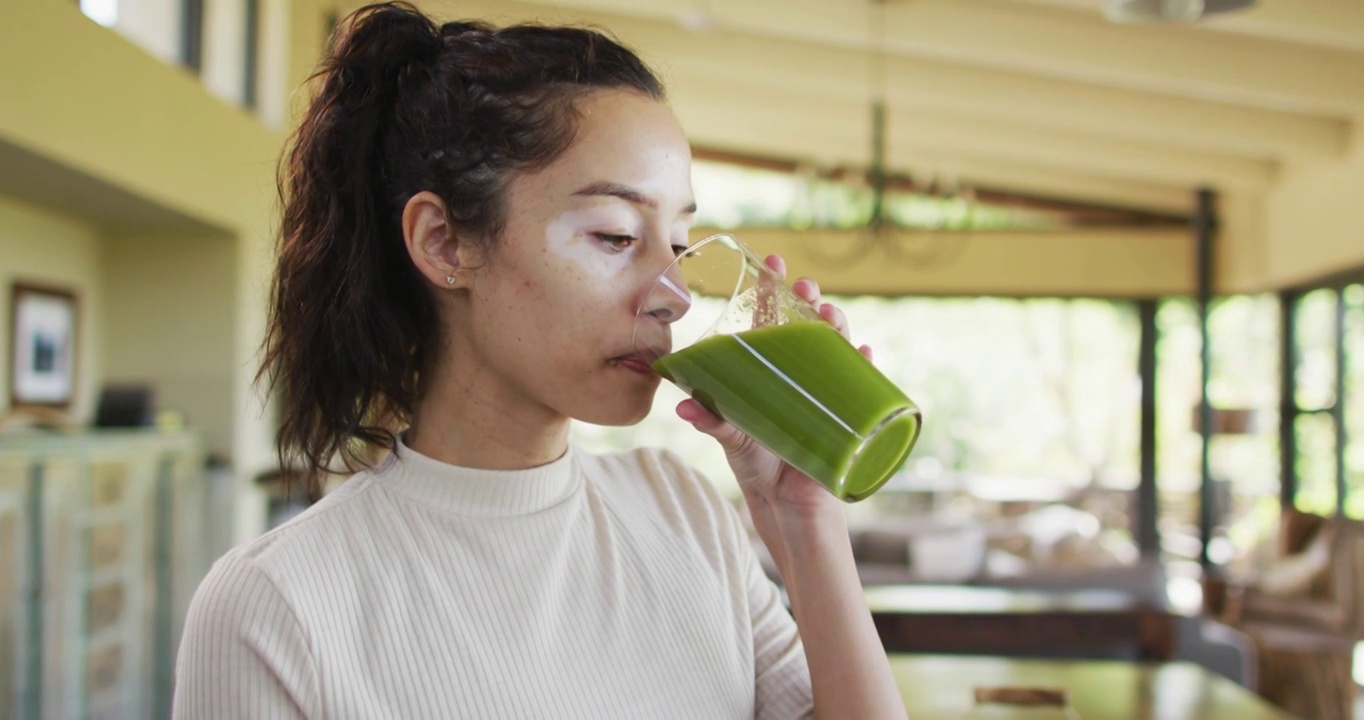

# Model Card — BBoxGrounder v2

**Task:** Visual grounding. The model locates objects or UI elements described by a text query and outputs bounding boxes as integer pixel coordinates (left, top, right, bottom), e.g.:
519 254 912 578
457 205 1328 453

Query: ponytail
259 2 664 496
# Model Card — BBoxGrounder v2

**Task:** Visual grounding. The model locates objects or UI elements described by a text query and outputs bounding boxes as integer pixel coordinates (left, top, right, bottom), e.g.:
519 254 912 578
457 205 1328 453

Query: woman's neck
406 356 571 471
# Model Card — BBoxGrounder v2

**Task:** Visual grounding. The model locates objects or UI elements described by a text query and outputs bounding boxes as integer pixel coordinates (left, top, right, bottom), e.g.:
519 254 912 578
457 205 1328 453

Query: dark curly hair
258 2 665 496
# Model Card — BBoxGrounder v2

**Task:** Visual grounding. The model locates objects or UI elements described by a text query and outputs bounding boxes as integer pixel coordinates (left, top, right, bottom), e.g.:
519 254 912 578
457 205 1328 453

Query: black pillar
1279 291 1299 511
1195 188 1216 569
1137 299 1160 557
1335 290 1347 516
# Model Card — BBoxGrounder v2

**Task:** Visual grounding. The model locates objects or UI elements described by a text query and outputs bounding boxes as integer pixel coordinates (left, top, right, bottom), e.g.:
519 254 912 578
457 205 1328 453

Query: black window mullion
244 0 261 109
1137 299 1160 558
181 0 204 72
1195 189 1216 569
1280 290 1299 510
1335 288 1347 516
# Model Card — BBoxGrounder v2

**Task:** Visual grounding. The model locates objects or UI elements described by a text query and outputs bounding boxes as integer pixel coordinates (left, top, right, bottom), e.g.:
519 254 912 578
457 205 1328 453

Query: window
78 0 272 115
94 0 184 66
1207 295 1281 568
1344 284 1363 518
1295 288 1339 515
80 0 118 27
689 161 1063 232
573 294 1145 568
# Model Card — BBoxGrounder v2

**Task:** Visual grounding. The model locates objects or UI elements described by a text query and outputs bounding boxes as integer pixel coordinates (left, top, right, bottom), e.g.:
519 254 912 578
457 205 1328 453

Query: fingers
676 399 749 453
859 344 874 361
755 255 786 328
764 256 858 346
763 254 787 279
798 277 852 343
819 302 851 340
793 277 820 306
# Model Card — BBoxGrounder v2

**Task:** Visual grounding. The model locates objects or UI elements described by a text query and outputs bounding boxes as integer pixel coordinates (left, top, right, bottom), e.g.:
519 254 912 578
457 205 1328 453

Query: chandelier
800 0 975 269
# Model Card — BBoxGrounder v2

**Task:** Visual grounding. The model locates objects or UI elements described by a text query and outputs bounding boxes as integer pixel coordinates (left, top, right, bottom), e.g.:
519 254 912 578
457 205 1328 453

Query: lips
612 354 657 375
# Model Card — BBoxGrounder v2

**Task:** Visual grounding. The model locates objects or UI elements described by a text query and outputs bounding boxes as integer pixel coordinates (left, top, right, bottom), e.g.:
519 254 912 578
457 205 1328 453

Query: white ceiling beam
780 0 1364 116
697 144 1197 216
432 0 1349 160
485 0 1364 117
653 34 1347 162
393 0 1227 208
670 76 1277 191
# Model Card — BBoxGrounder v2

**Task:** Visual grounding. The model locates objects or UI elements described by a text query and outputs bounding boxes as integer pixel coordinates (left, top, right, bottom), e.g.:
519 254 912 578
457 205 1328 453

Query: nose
633 252 692 361
641 265 692 324
637 239 693 324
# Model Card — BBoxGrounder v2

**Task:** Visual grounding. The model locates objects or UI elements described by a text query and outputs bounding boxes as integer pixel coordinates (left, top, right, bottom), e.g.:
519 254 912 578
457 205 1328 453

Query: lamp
1105 0 1257 23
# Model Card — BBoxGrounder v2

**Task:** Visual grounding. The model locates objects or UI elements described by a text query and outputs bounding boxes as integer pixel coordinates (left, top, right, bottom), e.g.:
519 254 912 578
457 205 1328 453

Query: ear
401 191 479 289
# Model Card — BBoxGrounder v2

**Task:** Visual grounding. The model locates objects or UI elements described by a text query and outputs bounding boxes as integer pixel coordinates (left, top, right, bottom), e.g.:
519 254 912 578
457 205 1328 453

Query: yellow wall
101 231 239 460
0 3 279 232
1266 127 1364 288
0 195 103 421
0 0 314 541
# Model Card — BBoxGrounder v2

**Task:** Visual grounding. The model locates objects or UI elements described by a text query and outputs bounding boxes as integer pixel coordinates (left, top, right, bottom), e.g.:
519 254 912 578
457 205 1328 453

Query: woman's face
459 89 696 426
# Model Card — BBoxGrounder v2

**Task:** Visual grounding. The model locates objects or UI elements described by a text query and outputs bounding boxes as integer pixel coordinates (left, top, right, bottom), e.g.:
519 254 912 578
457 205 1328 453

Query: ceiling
0 137 228 234
399 0 1362 215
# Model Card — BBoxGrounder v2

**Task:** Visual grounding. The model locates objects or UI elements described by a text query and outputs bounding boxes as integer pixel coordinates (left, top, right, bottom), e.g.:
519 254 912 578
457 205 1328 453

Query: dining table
890 654 1298 719
866 584 1177 661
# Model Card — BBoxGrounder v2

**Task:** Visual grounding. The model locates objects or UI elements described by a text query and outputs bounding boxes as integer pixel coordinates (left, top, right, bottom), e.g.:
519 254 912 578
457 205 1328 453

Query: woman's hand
678 254 909 719
675 254 873 520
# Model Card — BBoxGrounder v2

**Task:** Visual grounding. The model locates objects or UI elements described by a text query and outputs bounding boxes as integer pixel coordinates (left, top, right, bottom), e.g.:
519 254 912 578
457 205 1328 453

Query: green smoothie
654 321 920 501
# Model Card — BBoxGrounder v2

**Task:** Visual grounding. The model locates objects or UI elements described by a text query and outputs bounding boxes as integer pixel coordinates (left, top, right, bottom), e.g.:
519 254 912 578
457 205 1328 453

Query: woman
174 4 906 718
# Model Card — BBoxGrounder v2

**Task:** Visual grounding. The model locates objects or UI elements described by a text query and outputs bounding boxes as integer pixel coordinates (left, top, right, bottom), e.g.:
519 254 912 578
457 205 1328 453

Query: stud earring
446 276 456 285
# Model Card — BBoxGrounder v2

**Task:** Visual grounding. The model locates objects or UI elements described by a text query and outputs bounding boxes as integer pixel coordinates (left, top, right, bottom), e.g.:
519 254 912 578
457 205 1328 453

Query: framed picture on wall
9 283 79 408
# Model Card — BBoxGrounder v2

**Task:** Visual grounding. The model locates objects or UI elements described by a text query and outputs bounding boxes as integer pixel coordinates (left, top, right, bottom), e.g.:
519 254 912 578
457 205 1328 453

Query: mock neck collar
376 433 580 516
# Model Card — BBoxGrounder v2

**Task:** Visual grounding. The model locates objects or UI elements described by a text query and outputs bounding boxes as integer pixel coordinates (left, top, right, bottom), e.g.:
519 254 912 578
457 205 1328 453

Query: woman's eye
596 233 638 251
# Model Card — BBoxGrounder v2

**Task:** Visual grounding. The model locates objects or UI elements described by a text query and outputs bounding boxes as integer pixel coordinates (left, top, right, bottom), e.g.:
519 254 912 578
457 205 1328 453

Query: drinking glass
633 233 921 502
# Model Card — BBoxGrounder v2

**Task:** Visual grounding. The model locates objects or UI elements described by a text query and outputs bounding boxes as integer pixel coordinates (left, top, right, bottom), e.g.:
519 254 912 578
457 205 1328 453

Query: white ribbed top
172 437 813 719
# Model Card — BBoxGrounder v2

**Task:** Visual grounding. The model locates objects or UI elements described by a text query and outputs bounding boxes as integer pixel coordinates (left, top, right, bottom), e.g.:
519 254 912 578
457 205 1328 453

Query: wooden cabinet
0 431 208 720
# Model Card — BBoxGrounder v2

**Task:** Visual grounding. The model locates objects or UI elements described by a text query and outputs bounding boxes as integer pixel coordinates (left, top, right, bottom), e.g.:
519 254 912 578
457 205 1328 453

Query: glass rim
838 404 923 500
632 232 775 360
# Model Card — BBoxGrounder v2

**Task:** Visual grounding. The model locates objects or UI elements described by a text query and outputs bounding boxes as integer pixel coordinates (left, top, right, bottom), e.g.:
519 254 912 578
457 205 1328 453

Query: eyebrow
572 180 698 215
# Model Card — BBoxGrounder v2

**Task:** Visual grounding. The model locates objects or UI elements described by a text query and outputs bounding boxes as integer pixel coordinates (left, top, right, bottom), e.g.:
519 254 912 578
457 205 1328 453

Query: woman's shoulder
580 445 720 499
578 446 745 542
201 466 391 593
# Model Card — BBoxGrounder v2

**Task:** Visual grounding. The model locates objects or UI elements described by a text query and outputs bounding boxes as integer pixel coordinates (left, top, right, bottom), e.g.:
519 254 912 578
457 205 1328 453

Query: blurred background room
1 0 1361 717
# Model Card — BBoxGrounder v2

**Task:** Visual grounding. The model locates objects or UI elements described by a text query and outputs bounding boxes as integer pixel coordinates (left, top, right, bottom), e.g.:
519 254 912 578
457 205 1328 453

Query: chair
1172 615 1258 690
1221 510 1364 719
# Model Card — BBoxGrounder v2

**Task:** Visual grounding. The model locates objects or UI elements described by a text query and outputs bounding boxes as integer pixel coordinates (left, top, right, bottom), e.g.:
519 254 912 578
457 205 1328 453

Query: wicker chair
1222 510 1364 720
